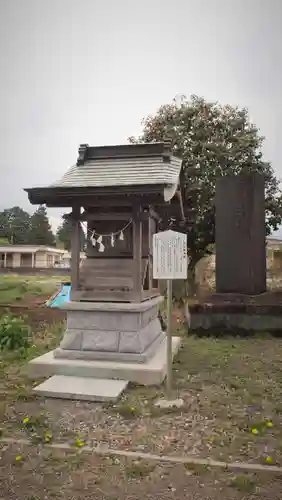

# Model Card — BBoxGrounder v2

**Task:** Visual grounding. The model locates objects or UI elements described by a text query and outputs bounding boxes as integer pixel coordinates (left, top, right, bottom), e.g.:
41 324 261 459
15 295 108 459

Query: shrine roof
24 142 183 207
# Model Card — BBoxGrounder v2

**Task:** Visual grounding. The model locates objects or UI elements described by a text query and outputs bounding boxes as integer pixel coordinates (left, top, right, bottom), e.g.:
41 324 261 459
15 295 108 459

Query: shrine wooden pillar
148 207 159 293
147 215 153 293
133 205 142 302
70 205 81 296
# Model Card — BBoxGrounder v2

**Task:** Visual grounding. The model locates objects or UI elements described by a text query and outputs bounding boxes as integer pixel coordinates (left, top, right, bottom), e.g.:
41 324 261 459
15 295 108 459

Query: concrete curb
1 437 282 474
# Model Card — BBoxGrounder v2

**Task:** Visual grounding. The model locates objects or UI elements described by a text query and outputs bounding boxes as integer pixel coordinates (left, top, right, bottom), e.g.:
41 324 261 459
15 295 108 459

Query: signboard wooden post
153 230 187 400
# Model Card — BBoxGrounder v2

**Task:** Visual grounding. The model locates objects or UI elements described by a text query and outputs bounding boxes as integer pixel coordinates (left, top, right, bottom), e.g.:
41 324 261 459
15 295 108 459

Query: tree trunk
183 256 201 329
187 258 197 297
182 299 191 328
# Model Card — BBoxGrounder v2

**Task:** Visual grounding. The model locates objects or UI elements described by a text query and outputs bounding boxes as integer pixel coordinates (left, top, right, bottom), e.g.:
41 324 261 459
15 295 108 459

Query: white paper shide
153 230 187 280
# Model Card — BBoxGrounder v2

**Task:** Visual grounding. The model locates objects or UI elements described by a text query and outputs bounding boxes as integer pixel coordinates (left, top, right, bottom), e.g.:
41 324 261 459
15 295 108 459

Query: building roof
24 142 183 207
52 155 181 191
0 245 65 254
267 238 282 248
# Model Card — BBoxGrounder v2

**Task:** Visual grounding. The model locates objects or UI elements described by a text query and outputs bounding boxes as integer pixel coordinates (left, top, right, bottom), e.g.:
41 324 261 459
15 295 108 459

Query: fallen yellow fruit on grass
75 438 86 448
251 428 259 435
44 432 52 443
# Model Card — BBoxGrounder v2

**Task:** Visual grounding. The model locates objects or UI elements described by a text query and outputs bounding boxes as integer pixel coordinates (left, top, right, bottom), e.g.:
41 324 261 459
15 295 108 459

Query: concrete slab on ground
155 398 184 409
29 336 181 386
33 375 128 402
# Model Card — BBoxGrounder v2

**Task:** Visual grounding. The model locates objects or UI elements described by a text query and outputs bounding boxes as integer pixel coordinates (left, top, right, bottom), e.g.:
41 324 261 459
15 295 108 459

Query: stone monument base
54 297 165 363
29 296 181 397
189 292 282 332
29 336 181 387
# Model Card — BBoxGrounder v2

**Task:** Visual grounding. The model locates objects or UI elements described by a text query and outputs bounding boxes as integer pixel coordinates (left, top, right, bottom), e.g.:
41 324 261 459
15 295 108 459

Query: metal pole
166 278 173 399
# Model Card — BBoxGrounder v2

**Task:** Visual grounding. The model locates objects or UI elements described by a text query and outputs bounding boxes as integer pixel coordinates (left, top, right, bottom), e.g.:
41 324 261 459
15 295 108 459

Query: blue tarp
46 283 71 308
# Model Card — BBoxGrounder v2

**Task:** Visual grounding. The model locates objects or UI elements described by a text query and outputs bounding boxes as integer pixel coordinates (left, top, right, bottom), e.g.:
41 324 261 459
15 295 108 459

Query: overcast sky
0 0 281 233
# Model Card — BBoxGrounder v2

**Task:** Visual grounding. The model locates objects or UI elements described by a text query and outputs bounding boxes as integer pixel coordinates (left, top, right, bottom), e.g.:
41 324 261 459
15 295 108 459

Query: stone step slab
33 375 128 402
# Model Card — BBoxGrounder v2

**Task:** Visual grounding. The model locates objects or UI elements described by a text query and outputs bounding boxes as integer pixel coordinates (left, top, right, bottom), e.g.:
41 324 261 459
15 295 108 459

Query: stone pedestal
54 296 165 363
29 295 181 391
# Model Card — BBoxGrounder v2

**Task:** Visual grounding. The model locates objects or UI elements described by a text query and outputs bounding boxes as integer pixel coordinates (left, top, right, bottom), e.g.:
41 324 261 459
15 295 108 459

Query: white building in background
0 245 87 269
0 245 65 269
56 250 86 268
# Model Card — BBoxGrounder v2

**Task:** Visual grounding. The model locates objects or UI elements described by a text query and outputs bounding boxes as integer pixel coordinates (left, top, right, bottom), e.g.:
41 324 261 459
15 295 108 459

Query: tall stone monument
215 173 266 294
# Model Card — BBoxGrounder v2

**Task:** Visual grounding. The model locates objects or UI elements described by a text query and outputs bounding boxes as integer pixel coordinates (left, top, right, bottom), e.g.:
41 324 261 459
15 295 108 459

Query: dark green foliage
0 205 56 247
56 215 85 251
0 313 30 350
0 206 31 244
130 95 282 280
56 217 72 250
28 205 55 246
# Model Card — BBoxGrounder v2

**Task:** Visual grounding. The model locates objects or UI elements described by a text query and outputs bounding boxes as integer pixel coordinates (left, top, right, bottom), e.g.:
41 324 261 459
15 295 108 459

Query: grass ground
1 313 282 497
0 275 66 304
1 443 282 499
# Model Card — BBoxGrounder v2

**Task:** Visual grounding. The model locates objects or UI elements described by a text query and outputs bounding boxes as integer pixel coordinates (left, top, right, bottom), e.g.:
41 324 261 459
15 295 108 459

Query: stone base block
56 297 164 363
33 375 128 402
29 336 181 386
54 331 165 363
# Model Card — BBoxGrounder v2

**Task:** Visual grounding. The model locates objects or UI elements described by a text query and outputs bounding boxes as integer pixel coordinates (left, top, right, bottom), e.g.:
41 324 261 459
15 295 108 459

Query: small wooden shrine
25 142 184 396
25 142 184 303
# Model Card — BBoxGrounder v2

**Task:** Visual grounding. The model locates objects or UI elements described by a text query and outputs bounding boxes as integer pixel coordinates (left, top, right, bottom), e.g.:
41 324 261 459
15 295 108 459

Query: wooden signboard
153 230 187 280
153 230 187 400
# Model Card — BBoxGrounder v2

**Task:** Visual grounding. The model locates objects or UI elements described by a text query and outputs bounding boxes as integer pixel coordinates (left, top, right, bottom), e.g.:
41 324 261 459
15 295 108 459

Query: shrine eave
24 184 177 208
